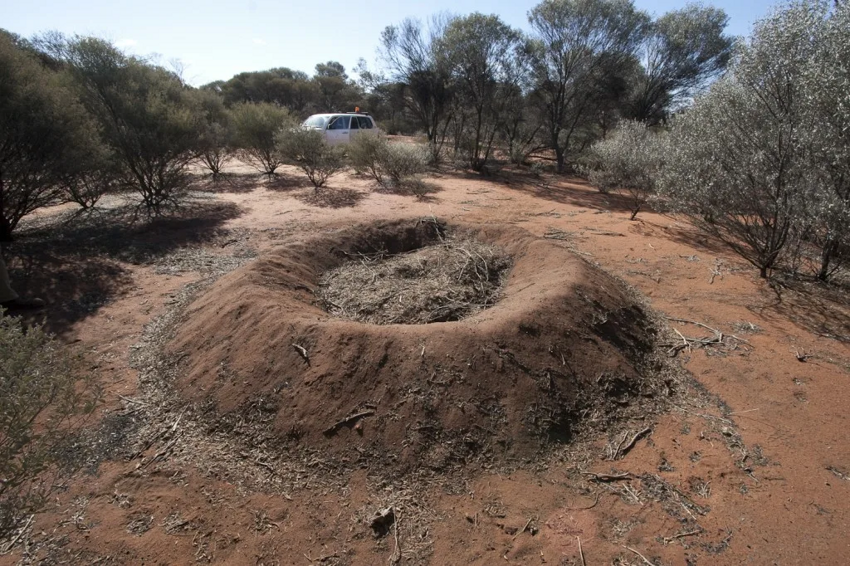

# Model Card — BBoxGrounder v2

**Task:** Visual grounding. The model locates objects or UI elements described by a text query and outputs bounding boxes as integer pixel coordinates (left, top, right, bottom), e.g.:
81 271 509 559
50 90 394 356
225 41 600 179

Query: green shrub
348 131 388 184
348 133 428 190
231 102 294 176
587 121 669 219
0 313 98 539
276 128 346 188
381 143 429 187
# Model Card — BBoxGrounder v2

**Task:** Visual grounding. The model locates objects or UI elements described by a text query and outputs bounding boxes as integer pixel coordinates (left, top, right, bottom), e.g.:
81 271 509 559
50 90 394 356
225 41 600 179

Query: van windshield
303 115 329 128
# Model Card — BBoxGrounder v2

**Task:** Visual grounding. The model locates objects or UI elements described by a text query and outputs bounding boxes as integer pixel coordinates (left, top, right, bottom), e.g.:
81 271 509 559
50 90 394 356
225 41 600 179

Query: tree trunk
817 239 838 282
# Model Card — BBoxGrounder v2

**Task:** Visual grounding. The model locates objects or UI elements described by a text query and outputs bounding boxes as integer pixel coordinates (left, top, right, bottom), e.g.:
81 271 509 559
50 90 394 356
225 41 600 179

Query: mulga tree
588 120 669 219
799 0 850 280
39 35 205 212
0 32 97 239
629 4 733 124
527 0 650 173
195 90 234 180
438 13 527 173
380 15 456 161
230 102 293 176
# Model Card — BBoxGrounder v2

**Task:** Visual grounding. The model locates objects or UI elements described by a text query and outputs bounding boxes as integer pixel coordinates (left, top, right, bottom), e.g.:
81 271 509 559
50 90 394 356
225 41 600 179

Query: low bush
276 128 346 188
347 133 428 190
587 121 669 220
0 314 98 539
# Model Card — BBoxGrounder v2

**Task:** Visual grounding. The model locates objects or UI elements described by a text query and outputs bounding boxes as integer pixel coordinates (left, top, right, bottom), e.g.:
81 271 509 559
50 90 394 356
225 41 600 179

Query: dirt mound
167 219 668 472
317 234 512 324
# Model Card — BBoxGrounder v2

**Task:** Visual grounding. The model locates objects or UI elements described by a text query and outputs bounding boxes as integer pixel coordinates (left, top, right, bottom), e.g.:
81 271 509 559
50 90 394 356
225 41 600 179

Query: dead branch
616 427 652 459
662 528 703 545
624 545 657 566
512 517 534 541
1 514 34 553
577 536 586 566
323 410 375 436
582 471 632 482
389 507 401 565
565 492 601 510
292 343 310 365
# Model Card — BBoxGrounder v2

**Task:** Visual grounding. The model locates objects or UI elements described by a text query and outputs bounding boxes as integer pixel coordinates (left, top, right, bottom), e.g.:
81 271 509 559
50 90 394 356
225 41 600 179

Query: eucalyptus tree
380 15 456 160
629 4 733 124
527 0 650 172
438 13 527 172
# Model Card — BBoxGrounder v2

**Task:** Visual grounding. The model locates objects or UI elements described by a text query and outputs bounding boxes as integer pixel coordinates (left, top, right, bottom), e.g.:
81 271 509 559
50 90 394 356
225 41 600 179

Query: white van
301 113 379 146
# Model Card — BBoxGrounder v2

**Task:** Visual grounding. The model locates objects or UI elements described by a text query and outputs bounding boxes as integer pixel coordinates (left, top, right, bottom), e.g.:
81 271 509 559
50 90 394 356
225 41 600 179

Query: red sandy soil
2 159 849 565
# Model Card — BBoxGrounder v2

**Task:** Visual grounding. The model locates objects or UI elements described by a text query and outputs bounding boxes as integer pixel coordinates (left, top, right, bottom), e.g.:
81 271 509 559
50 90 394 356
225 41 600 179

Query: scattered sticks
577 536 586 566
664 317 750 357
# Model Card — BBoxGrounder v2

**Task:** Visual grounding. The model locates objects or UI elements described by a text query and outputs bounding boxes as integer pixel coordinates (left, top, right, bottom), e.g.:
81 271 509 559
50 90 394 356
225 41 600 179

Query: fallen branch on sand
323 410 376 436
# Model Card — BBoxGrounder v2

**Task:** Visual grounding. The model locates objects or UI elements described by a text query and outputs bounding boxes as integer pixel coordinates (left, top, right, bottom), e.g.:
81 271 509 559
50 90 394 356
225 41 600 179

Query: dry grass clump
318 237 512 324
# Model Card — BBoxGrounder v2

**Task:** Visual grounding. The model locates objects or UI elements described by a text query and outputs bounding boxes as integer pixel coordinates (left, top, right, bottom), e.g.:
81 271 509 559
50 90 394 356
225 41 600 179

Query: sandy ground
2 159 849 565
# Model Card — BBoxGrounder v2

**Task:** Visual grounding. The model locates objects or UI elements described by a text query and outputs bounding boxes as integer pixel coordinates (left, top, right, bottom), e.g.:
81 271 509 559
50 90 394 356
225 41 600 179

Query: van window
358 116 373 129
328 116 350 130
350 116 360 130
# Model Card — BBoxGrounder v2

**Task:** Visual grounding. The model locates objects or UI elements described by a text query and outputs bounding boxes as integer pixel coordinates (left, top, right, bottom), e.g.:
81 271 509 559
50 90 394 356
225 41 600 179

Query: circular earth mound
167 219 667 472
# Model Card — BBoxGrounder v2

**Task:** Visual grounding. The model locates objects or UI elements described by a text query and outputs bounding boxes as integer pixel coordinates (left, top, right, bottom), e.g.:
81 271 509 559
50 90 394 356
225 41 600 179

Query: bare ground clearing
1 158 849 565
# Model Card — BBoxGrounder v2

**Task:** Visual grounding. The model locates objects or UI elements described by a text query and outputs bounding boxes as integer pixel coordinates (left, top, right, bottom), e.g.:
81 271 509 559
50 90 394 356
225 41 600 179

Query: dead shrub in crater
317 236 511 324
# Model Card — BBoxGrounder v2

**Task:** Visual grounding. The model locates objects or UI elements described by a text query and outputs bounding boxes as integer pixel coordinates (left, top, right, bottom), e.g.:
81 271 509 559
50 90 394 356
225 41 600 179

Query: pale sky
2 0 781 86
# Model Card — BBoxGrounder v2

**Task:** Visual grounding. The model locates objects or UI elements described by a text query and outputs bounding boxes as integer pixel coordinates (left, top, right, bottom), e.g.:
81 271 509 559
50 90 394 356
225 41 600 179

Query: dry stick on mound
323 410 375 436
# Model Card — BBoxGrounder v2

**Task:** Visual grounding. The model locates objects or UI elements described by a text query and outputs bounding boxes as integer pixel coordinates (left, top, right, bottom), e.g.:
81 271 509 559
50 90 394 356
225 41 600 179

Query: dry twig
624 545 657 566
324 410 375 436
292 343 310 365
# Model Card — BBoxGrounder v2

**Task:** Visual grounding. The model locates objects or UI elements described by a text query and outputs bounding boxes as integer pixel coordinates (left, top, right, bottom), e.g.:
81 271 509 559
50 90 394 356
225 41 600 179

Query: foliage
275 128 346 188
380 16 456 161
797 0 850 280
378 142 429 188
527 0 650 172
231 102 294 176
588 120 668 219
658 1 821 278
659 0 850 281
347 132 428 189
59 146 123 210
438 13 527 173
348 131 389 184
0 313 98 539
194 90 234 179
629 4 733 124
0 34 97 239
39 35 205 212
